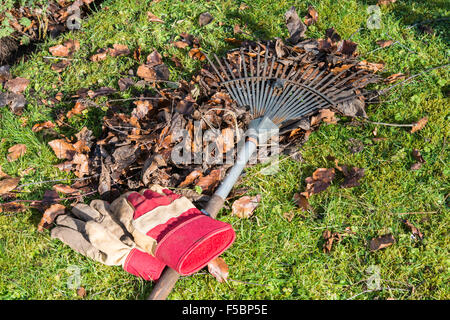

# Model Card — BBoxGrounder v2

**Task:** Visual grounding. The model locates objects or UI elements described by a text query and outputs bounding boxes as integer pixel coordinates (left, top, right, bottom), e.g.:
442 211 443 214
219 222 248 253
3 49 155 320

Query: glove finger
90 199 134 246
148 184 166 195
143 189 165 199
110 195 135 233
55 215 86 234
71 203 102 222
85 221 132 266
127 192 147 208
51 225 107 264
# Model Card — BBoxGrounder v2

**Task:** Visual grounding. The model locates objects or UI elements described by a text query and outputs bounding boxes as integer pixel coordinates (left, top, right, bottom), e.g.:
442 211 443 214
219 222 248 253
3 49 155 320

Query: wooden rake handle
146 194 225 300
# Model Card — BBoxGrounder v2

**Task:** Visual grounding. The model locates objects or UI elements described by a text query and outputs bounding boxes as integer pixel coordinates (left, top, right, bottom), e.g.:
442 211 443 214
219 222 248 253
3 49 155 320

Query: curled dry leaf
178 170 203 188
32 121 55 132
38 203 66 232
293 192 311 211
301 168 335 198
335 162 365 188
411 149 426 170
67 101 87 119
188 48 206 61
323 229 341 253
0 177 20 195
0 166 8 179
369 233 395 251
402 219 423 240
304 5 319 26
195 169 222 192
207 256 229 283
411 117 428 134
231 194 261 218
7 144 27 162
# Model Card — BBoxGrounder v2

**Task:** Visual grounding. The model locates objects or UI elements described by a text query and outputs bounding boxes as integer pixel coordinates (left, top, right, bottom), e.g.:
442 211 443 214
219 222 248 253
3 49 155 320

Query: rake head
206 41 377 129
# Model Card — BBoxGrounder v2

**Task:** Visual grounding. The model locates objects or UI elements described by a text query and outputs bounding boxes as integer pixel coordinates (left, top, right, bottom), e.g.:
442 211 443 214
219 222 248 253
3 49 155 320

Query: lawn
0 0 448 300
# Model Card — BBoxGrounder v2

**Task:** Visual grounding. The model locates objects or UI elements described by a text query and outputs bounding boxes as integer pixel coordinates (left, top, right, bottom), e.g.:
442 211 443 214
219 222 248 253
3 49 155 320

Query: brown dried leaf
335 163 365 188
207 257 229 283
48 139 76 160
304 5 319 26
402 219 423 240
137 64 170 81
67 101 87 119
108 44 130 57
323 230 341 253
90 51 108 62
231 194 261 218
285 6 306 44
376 40 394 48
293 193 311 211
38 203 66 232
178 170 203 188
378 0 396 5
195 169 222 192
301 168 335 198
0 177 20 195
310 109 338 126
411 117 428 133
0 202 26 214
198 12 214 26
49 44 70 57
7 144 27 162
131 100 153 119
147 12 164 23
385 73 406 83
358 60 385 73
5 77 30 93
53 184 80 195
369 233 395 251
188 48 206 61
76 287 86 298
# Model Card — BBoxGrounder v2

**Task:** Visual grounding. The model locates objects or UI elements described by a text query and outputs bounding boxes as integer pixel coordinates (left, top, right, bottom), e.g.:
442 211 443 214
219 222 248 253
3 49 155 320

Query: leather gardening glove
50 199 166 281
110 185 235 276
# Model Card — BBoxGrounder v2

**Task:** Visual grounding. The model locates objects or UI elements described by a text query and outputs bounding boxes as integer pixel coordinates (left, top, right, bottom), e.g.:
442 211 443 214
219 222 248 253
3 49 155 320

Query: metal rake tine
259 53 276 117
258 41 271 117
240 48 253 114
255 45 262 116
213 54 243 108
326 73 373 97
223 57 247 108
272 65 325 119
205 54 225 82
248 46 257 115
264 62 292 117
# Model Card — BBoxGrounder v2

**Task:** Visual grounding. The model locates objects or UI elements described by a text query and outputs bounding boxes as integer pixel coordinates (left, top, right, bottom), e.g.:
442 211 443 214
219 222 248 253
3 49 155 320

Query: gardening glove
110 185 236 276
50 199 166 281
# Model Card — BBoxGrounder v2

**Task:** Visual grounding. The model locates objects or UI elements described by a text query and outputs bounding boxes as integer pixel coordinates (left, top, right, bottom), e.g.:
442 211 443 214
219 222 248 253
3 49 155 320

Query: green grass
0 0 449 299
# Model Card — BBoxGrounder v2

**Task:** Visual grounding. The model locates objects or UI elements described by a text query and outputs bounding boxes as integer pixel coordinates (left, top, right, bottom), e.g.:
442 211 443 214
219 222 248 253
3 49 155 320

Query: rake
148 41 376 299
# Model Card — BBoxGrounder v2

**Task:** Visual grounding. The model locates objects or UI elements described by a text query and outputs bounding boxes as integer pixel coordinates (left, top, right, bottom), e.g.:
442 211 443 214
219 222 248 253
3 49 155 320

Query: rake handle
147 140 257 300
